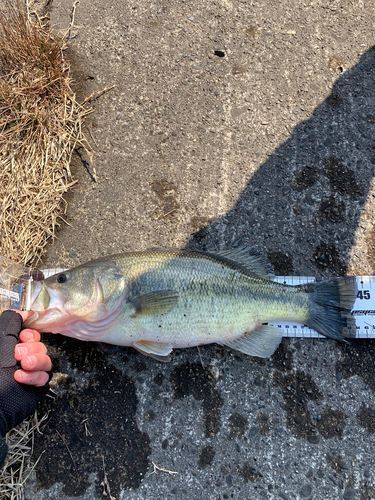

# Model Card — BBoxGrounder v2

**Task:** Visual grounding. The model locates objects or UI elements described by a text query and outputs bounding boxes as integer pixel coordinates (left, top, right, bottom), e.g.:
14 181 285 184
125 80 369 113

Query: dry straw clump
0 411 48 500
0 0 94 266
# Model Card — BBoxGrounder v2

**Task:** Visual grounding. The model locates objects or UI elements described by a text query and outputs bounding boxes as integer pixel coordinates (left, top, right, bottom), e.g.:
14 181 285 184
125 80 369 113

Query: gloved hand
0 310 52 438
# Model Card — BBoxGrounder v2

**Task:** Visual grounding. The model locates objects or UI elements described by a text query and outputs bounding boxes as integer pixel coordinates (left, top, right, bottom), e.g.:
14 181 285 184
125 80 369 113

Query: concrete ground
23 0 375 499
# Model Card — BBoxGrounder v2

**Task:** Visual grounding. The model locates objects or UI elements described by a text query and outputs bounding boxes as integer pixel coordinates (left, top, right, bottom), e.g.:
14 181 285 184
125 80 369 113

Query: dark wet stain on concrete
316 408 346 438
190 215 211 233
151 178 180 218
327 55 344 72
170 363 224 437
238 462 262 483
43 334 106 373
326 94 343 109
271 338 293 371
197 445 215 468
313 242 347 275
273 370 322 440
335 340 375 391
232 65 245 75
291 165 320 192
228 412 248 438
153 372 164 386
145 409 156 422
357 406 375 434
267 251 294 275
326 453 348 473
318 195 345 223
322 157 364 198
257 413 275 436
245 25 258 38
33 356 150 497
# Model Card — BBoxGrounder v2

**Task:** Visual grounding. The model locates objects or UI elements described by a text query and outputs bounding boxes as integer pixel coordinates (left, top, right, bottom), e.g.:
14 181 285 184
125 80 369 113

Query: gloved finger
12 310 34 323
0 310 22 339
15 341 47 360
19 353 52 372
19 328 41 343
14 369 50 387
0 311 23 368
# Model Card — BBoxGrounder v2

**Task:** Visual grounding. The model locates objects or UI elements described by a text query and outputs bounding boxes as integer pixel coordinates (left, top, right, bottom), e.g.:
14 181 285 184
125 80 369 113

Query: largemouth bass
24 247 357 361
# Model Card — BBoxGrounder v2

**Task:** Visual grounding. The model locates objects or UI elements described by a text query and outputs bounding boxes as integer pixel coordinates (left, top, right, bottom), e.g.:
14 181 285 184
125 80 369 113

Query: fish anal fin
132 340 173 362
130 290 179 317
222 325 282 358
211 246 275 280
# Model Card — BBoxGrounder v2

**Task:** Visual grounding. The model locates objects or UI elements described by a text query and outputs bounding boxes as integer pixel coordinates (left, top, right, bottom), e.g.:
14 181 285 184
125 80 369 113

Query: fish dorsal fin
209 246 275 280
222 325 282 358
130 290 179 317
132 341 173 362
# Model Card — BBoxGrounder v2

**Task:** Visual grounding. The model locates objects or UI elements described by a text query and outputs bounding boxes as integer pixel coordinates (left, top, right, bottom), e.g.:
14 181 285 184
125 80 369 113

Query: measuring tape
5 271 375 340
270 276 375 339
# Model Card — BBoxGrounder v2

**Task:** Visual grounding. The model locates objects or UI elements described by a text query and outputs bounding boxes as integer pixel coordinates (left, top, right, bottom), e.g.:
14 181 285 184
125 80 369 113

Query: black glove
0 310 50 437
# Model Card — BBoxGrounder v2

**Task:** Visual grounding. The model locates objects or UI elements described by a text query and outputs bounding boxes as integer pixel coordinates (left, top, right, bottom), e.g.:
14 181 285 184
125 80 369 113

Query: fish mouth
24 280 65 330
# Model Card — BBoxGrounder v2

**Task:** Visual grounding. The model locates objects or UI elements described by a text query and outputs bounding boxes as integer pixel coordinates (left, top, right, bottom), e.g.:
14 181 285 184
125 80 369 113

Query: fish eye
57 273 67 284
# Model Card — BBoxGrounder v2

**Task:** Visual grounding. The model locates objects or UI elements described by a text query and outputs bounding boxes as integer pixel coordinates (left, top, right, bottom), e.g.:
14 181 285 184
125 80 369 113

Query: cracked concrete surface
21 1 375 499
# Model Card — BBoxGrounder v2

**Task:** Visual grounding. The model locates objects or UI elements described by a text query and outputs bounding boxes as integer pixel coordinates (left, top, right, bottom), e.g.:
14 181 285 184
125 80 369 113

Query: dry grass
0 2 107 498
0 0 95 266
0 411 48 500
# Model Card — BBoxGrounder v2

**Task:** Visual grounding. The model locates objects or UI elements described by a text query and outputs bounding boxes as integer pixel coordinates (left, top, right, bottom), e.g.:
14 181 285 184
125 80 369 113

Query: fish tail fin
303 276 357 340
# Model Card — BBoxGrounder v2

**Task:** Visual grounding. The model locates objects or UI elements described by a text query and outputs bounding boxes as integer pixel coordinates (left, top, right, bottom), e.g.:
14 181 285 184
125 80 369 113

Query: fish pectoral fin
132 340 173 363
222 325 282 358
130 290 179 317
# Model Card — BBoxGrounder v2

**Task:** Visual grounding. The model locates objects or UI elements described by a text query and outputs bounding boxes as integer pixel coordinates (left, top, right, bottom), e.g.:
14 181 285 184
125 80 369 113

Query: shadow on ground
187 46 375 278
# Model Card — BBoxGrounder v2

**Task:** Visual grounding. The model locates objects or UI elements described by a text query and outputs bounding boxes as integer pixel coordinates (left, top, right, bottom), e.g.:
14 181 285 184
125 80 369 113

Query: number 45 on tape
267 276 375 339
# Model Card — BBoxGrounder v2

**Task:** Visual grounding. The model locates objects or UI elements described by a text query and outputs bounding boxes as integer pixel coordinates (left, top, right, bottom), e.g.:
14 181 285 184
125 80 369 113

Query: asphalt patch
170 362 224 437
